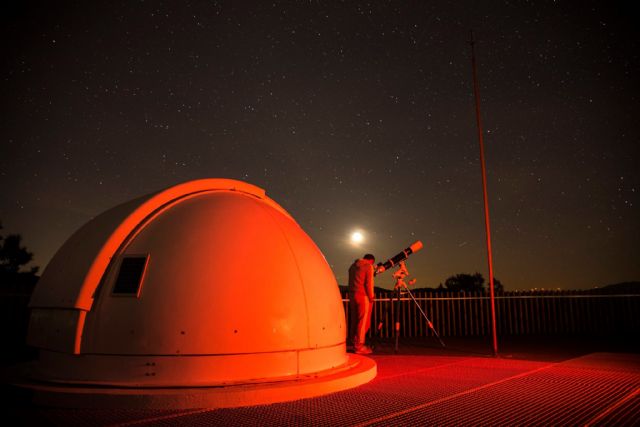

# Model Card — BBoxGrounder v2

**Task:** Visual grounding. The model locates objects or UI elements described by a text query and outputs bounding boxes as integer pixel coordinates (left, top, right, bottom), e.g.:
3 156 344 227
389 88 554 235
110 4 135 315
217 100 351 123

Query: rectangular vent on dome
112 256 149 297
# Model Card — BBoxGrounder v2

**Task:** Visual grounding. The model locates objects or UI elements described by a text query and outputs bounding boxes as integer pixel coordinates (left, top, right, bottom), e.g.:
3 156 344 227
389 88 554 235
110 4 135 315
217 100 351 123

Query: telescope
374 241 423 276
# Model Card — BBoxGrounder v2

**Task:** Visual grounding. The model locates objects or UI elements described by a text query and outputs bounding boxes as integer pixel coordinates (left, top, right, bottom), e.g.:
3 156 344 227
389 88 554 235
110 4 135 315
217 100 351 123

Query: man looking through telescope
348 253 376 355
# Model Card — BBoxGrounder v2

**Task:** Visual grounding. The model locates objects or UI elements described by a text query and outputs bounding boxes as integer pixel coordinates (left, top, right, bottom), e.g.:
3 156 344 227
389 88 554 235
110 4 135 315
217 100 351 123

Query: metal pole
469 31 499 357
394 288 400 353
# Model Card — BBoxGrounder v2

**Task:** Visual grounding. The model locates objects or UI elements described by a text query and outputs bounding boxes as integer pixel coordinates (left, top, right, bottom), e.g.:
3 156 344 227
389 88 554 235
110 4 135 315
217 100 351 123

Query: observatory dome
27 179 374 397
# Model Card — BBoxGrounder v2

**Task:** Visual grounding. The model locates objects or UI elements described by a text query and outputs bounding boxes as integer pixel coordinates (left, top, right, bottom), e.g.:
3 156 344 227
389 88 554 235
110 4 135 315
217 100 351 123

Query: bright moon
350 231 364 244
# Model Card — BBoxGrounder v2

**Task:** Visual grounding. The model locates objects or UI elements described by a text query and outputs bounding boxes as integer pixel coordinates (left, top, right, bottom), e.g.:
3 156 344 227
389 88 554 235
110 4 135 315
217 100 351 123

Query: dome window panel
112 255 149 297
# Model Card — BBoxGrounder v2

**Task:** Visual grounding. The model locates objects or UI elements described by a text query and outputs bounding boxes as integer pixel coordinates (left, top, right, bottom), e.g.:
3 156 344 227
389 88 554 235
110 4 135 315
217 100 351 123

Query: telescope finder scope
375 240 423 275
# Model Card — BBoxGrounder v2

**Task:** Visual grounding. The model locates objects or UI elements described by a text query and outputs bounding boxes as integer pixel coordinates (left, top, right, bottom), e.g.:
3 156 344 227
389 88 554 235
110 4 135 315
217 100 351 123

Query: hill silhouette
593 281 640 294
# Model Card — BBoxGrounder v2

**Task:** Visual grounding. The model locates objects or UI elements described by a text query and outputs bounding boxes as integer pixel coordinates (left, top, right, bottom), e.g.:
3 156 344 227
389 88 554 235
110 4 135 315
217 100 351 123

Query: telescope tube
375 241 423 275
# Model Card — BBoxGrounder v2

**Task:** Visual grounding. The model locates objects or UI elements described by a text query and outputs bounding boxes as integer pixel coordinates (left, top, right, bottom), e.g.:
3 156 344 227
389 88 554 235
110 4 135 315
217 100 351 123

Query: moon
350 231 364 245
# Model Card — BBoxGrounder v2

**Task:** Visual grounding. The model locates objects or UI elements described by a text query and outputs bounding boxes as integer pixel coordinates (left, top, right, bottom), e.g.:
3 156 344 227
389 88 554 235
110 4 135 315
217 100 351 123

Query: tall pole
469 31 499 357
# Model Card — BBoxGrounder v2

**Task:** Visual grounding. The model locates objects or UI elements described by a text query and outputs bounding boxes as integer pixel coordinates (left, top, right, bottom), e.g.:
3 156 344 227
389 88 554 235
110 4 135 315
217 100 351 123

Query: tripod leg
405 287 446 347
376 295 393 339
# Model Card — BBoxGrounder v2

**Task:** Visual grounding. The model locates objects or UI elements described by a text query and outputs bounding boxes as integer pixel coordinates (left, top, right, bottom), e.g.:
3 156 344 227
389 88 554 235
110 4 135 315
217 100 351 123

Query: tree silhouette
0 221 39 291
444 273 504 293
445 273 484 292
492 277 504 293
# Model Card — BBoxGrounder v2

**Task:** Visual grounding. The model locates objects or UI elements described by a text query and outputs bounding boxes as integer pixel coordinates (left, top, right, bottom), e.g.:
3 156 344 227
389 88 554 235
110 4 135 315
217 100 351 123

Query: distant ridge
593 281 640 294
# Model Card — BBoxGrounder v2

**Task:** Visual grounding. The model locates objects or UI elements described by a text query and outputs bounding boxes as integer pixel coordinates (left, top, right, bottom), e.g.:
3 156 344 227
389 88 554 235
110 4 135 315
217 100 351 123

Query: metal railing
342 291 640 338
3 290 638 344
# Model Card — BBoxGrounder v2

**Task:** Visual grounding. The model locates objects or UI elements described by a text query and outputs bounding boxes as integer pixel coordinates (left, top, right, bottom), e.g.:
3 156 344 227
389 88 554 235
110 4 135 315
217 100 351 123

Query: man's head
363 253 375 264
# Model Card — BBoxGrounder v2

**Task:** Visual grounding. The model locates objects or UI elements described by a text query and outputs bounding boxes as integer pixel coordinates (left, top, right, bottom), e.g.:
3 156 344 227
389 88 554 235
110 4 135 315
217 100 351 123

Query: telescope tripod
393 280 445 351
377 263 445 352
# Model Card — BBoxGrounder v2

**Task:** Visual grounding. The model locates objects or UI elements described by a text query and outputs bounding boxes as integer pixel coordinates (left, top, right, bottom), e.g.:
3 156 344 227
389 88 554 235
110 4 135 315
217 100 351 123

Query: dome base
12 354 376 409
31 344 349 387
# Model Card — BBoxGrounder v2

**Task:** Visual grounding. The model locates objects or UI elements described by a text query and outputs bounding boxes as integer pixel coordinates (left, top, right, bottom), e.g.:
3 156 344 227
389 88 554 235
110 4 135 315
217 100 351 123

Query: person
348 253 376 355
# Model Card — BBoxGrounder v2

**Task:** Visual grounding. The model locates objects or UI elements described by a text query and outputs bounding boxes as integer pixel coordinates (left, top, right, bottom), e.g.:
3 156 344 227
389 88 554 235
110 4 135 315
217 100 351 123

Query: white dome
27 179 358 388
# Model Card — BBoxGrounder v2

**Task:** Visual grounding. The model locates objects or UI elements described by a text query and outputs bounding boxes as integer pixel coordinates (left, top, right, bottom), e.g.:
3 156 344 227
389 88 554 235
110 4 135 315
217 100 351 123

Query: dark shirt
348 259 374 300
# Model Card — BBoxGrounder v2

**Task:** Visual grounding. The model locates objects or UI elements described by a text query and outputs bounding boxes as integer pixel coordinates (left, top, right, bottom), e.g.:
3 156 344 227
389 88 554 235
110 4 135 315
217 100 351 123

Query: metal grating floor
10 352 640 426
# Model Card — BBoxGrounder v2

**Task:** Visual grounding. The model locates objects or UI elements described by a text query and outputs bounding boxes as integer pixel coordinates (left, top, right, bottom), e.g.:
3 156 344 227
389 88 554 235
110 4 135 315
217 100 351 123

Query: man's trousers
349 293 372 348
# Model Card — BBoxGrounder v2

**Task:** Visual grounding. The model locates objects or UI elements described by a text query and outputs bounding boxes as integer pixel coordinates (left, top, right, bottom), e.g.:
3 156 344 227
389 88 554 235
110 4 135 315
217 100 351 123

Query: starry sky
1 1 638 291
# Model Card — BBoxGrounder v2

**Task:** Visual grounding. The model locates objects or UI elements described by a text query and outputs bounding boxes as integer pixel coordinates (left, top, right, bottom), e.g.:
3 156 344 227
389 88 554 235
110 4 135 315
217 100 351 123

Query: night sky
2 1 638 291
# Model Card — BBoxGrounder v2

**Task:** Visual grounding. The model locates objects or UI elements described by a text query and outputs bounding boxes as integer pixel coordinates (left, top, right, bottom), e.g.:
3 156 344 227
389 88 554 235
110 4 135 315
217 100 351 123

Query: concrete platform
4 338 640 426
